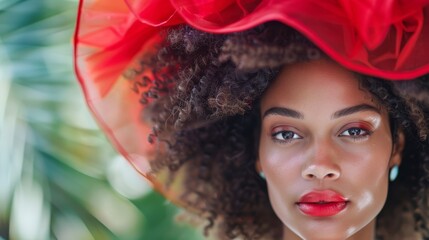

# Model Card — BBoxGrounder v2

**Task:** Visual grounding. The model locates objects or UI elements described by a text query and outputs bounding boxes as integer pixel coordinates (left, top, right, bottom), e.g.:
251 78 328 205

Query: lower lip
297 201 348 217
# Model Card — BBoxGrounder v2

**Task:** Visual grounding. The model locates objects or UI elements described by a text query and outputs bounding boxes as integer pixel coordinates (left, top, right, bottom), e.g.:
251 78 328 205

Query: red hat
74 0 429 199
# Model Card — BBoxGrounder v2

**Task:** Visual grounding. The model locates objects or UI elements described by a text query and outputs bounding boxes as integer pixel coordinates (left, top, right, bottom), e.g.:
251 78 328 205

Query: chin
282 217 364 240
296 231 351 240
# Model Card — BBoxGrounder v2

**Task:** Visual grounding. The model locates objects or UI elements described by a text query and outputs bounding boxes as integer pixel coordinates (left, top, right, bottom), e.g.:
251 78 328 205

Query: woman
74 1 429 239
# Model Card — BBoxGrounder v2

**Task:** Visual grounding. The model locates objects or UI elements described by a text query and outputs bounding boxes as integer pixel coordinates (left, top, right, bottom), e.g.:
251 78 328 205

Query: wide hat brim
74 0 429 203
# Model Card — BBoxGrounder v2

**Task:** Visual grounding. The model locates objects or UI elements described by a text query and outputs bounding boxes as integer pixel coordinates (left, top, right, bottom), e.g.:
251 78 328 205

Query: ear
390 129 405 167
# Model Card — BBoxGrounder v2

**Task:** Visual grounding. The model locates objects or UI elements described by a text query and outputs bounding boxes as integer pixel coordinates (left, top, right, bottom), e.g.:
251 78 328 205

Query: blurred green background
0 0 204 239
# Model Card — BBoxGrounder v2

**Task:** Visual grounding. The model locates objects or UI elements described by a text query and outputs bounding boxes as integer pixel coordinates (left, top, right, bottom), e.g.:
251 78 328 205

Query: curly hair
129 22 429 240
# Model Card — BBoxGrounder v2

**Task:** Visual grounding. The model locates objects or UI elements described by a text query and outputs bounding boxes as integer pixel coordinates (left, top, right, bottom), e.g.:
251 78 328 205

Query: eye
272 130 302 143
339 127 371 140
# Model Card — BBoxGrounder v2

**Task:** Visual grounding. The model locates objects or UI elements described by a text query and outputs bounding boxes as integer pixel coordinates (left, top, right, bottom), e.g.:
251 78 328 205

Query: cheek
258 140 303 228
342 139 392 221
258 138 305 207
345 135 392 186
258 139 303 181
348 158 389 212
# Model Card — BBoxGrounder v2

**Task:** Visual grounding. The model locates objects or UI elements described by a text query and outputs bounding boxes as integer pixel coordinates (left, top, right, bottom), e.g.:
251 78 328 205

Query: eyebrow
262 104 380 120
331 104 381 119
263 107 304 119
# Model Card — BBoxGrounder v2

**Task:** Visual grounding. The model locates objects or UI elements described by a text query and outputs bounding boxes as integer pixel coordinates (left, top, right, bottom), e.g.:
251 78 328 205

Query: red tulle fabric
74 0 429 196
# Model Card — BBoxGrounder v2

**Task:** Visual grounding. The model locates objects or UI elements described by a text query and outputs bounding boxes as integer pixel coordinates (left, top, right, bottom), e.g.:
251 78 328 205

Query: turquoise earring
259 171 266 180
389 165 399 182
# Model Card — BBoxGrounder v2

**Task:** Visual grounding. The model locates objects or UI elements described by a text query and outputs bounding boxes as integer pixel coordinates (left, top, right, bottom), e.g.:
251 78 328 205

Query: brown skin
257 59 405 240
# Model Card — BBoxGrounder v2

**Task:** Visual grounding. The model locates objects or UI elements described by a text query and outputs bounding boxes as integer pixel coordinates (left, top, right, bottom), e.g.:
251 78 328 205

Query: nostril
302 166 340 180
306 174 315 179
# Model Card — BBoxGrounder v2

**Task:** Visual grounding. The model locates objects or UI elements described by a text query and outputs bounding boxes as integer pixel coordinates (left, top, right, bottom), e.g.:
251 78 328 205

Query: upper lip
298 190 347 203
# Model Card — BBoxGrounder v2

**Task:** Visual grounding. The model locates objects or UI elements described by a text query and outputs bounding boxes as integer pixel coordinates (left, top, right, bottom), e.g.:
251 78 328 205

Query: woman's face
258 59 403 240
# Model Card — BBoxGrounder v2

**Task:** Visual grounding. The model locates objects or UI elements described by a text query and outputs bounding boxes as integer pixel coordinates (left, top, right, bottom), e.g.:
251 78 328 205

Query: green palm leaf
0 0 204 239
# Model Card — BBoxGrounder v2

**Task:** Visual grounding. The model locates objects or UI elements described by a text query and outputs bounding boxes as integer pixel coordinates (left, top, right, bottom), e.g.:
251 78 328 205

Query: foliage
0 0 204 239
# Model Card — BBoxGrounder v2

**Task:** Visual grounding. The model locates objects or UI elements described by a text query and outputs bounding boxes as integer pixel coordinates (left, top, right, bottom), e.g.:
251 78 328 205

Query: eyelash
271 126 373 143
271 130 302 144
338 127 373 141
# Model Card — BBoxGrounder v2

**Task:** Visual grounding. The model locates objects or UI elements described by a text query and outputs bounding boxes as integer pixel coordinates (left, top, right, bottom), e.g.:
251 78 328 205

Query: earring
259 171 266 180
389 165 399 182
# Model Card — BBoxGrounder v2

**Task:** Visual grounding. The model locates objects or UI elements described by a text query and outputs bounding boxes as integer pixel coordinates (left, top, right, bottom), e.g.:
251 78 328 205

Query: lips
297 190 348 217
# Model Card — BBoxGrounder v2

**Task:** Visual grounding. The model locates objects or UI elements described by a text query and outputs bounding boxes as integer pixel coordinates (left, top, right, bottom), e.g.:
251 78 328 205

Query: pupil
282 131 294 139
349 128 361 136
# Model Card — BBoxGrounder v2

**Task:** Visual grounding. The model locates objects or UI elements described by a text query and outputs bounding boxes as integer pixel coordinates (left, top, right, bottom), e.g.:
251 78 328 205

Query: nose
301 140 341 181
301 164 340 180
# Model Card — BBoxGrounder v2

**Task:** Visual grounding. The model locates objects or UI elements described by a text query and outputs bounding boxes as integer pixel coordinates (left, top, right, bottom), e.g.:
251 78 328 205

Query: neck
282 219 376 240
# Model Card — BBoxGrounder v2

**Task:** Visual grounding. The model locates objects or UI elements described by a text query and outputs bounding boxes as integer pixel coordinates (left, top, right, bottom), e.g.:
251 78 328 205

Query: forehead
261 59 374 112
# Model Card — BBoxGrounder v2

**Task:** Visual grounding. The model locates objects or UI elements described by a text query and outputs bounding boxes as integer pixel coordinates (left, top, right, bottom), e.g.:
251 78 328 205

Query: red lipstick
297 190 348 217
